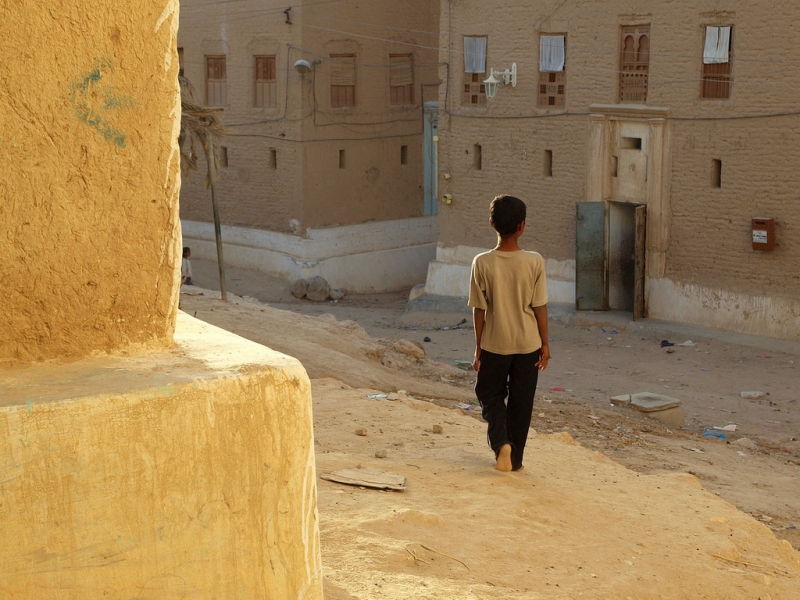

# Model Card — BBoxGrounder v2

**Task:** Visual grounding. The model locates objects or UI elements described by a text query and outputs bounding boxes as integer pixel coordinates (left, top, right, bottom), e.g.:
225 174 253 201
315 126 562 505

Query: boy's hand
535 345 550 371
473 348 481 372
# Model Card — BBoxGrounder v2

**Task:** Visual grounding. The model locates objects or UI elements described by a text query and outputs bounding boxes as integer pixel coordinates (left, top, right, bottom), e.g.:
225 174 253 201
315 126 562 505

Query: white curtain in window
540 35 565 72
464 37 487 73
704 26 731 64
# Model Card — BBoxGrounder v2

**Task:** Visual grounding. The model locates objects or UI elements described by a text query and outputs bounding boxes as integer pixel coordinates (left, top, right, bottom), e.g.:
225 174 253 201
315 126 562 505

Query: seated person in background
181 246 193 285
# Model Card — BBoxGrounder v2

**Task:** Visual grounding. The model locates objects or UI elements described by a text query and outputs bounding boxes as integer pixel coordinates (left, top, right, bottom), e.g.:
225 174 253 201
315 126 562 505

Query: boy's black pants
475 348 541 471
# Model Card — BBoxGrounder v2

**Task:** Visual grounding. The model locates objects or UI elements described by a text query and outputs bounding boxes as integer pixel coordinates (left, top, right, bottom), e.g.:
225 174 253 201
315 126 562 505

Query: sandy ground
182 260 800 597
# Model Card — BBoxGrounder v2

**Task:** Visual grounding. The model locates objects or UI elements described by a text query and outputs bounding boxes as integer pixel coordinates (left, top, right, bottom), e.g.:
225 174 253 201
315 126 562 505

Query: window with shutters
538 35 566 108
389 54 414 105
619 26 650 103
255 55 277 108
206 55 227 106
702 26 733 99
330 54 356 108
462 36 487 106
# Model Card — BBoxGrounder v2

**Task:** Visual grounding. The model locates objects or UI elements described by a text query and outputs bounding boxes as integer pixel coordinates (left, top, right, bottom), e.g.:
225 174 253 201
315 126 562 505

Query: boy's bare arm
472 308 486 372
533 304 550 371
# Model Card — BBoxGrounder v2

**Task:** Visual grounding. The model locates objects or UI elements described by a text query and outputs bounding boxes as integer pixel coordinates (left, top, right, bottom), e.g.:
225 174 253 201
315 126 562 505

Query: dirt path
184 261 800 542
181 263 800 596
312 379 799 600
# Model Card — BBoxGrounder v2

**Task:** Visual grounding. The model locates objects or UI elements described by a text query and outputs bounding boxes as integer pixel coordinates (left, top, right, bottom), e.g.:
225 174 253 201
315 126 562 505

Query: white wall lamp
483 63 517 99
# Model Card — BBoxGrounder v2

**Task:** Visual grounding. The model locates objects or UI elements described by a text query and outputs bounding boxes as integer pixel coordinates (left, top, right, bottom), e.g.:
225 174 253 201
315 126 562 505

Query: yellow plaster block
0 0 182 363
0 313 323 599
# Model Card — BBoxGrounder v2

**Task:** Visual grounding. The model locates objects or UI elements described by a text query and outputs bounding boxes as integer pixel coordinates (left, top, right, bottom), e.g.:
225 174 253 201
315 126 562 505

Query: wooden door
633 204 647 320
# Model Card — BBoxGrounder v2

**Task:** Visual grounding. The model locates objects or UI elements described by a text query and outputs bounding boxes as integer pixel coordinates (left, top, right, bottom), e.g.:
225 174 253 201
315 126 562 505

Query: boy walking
469 195 550 472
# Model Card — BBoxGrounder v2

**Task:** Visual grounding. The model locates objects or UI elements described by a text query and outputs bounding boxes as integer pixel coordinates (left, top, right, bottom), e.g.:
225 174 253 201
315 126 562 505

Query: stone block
0 313 323 599
628 392 685 428
306 276 331 302
292 278 309 299
394 339 426 359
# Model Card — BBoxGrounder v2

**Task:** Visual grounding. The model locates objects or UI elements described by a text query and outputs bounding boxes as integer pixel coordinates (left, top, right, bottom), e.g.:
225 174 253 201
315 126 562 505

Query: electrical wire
180 0 345 20
181 0 800 68
179 3 800 126
226 131 423 142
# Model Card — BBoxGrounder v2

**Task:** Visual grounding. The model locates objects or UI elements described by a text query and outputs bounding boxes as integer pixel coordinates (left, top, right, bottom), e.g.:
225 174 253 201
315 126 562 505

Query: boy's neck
495 233 523 252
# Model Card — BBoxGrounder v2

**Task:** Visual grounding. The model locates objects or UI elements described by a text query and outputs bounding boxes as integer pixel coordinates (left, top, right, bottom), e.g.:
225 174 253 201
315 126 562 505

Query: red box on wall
751 218 775 251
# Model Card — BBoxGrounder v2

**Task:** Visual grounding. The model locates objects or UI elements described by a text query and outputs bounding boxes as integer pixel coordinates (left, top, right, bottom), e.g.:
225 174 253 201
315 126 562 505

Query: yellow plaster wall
0 313 323 599
0 0 183 363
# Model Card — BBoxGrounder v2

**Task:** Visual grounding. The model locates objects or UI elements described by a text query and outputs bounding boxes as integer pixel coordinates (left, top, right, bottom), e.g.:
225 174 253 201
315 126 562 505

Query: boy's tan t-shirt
468 249 548 355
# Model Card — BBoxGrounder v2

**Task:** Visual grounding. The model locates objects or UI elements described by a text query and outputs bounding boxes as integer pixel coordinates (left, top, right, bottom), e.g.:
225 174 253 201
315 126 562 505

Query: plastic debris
702 428 726 440
454 360 474 370
423 336 432 343
455 403 474 411
737 451 747 457
712 424 737 432
660 340 675 347
609 329 618 334
367 393 388 399
550 386 567 392
740 391 765 399
678 340 696 347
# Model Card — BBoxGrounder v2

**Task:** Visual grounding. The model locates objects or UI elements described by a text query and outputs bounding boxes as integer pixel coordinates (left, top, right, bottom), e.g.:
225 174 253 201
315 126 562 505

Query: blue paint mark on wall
70 60 135 149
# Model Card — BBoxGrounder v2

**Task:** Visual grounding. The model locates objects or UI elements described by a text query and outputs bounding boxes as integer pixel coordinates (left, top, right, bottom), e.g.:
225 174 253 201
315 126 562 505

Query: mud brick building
178 0 440 292
423 1 800 341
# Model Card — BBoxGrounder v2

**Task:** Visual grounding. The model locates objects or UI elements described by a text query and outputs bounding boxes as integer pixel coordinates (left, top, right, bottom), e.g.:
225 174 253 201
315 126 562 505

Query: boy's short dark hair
183 246 191 257
489 195 527 237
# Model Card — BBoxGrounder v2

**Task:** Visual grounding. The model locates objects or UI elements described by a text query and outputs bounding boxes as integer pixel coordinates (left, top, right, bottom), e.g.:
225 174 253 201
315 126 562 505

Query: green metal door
576 202 607 311
423 102 439 216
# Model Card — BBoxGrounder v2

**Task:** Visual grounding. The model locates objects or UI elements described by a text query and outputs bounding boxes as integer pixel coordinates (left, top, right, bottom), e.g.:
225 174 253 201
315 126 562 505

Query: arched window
619 26 650 103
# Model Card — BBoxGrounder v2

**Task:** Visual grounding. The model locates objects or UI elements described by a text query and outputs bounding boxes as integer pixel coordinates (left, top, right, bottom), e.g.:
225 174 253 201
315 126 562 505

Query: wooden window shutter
206 55 227 106
538 35 566 108
619 25 650 104
702 26 733 99
390 54 413 86
389 54 413 105
330 54 356 107
330 54 356 86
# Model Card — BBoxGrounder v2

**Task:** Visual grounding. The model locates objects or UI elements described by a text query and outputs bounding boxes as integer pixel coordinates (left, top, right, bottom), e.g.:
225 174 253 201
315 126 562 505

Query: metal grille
254 56 276 108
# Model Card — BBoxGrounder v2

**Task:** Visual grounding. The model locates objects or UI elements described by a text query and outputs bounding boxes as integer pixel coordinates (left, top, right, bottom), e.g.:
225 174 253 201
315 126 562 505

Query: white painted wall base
647 278 800 343
423 244 577 304
423 246 800 343
181 218 438 293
